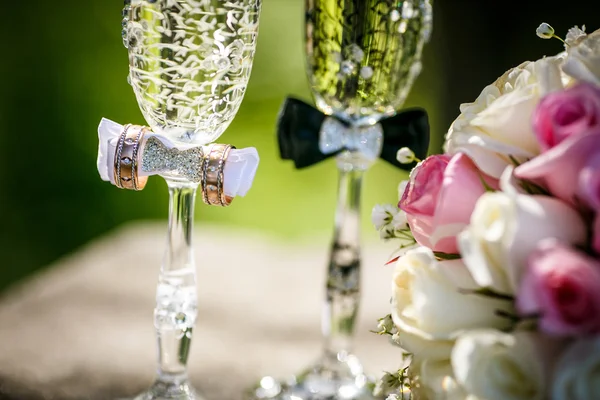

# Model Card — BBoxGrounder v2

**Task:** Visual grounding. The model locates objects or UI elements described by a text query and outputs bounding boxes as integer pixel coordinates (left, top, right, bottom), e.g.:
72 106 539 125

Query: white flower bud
536 23 555 39
396 147 416 164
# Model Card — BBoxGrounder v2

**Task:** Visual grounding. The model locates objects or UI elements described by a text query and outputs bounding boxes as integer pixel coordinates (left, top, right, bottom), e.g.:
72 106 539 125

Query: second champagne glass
250 1 431 399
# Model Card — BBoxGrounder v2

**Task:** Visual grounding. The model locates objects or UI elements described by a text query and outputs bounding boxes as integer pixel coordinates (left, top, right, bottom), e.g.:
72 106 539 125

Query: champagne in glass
306 0 431 122
127 0 260 145
122 1 261 399
249 1 430 399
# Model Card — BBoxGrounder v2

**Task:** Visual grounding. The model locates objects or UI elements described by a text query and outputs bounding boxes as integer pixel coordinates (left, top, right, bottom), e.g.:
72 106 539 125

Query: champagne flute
249 1 431 399
121 1 261 399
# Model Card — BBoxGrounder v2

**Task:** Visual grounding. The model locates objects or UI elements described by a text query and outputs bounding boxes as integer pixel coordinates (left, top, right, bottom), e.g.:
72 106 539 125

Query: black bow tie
277 97 430 170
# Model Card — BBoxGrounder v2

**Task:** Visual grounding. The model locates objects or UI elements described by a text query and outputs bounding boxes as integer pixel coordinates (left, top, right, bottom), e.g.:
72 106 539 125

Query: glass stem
154 179 199 384
322 162 364 365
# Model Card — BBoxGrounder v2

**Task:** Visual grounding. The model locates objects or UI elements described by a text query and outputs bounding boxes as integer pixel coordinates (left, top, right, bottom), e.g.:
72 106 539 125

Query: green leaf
520 180 550 196
509 155 522 166
458 287 515 301
494 309 521 322
433 251 462 260
478 172 496 192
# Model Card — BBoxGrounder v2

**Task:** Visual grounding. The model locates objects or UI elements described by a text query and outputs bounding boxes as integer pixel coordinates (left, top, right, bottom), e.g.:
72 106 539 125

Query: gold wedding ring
114 124 148 191
201 144 234 207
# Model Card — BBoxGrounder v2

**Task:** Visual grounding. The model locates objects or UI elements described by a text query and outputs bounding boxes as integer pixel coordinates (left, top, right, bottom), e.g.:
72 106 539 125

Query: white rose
452 330 565 400
418 359 478 400
458 192 587 294
563 28 600 86
565 25 587 47
444 55 567 178
553 336 600 400
391 247 514 362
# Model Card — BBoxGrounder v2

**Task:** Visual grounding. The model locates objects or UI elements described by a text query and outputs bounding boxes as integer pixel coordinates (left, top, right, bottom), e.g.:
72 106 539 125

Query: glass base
123 376 204 400
246 354 380 400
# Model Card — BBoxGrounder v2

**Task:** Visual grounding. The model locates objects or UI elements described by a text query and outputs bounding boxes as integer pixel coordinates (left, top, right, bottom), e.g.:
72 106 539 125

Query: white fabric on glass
97 118 259 197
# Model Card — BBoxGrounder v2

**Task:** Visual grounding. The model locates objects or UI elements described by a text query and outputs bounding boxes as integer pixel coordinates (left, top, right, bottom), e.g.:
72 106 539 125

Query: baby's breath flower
536 22 555 39
372 204 398 230
377 314 395 334
373 372 400 396
392 211 408 231
379 226 396 240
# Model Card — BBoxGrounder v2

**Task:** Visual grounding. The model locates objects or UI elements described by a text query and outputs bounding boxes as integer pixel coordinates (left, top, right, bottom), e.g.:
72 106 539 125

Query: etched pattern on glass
126 0 261 145
306 0 432 122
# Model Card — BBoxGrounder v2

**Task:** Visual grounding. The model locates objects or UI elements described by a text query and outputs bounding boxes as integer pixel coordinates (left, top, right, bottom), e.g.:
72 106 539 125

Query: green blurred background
0 1 595 292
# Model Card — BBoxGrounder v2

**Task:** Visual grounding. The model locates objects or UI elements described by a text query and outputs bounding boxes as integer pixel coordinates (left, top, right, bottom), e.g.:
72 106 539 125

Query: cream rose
451 330 565 400
553 337 600 400
563 28 600 86
418 359 478 400
391 247 514 362
458 192 587 294
444 56 567 178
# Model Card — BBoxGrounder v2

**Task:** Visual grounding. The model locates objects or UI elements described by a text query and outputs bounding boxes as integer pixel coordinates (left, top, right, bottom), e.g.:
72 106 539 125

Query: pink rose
517 239 600 336
533 83 600 151
579 152 600 210
400 153 499 254
595 215 600 254
515 130 600 209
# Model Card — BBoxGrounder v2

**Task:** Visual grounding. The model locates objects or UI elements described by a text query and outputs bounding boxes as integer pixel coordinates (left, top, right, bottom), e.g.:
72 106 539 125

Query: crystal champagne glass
121 1 261 399
249 1 431 399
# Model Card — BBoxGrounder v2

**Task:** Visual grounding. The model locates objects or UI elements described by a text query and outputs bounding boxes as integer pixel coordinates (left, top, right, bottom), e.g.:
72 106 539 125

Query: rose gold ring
114 124 149 191
201 144 234 207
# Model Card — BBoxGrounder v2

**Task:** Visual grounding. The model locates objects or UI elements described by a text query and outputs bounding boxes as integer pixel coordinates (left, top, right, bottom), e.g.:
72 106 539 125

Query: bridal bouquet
372 24 600 400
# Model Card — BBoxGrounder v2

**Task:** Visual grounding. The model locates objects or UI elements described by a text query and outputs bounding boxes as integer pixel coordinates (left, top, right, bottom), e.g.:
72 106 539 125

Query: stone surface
0 223 400 400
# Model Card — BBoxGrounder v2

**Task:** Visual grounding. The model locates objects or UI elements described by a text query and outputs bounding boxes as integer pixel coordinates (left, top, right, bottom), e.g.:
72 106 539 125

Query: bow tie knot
141 136 206 182
319 117 384 163
277 97 430 170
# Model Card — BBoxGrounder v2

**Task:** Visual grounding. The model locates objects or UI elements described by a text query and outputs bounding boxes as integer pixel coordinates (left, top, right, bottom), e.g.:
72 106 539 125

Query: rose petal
470 87 540 154
594 214 600 254
515 131 600 207
578 152 600 209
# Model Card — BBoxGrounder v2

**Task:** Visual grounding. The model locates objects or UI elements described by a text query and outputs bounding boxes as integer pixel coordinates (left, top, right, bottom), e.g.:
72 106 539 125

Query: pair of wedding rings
113 125 233 207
